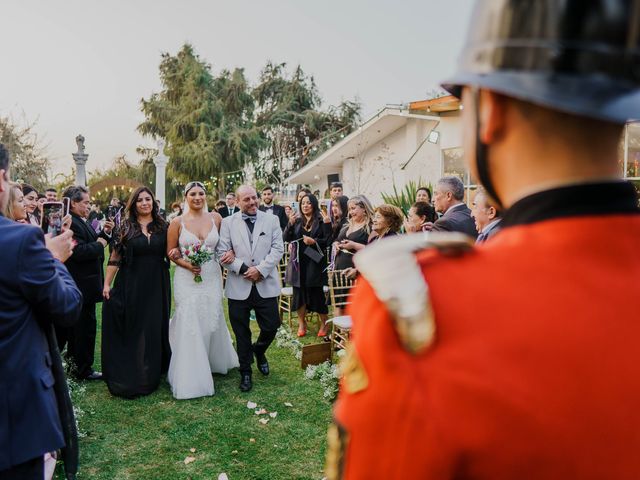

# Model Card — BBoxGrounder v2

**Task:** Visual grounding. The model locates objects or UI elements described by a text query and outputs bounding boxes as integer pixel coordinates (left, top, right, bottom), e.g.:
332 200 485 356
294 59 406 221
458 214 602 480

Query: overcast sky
0 0 474 177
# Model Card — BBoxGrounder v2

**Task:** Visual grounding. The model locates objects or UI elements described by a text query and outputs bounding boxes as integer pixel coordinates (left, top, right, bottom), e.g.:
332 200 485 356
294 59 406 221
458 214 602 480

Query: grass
56 267 333 480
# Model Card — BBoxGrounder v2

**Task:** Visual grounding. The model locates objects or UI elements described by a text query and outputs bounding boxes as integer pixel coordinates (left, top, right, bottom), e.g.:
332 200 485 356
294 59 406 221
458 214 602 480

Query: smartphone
106 205 118 221
320 203 328 215
41 199 69 237
291 201 300 214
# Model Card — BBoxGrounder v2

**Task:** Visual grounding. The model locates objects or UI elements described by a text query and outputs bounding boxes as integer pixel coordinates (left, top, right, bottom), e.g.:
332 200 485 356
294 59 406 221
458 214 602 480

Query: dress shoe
317 328 328 337
239 374 253 392
81 371 103 381
255 352 269 376
297 327 307 337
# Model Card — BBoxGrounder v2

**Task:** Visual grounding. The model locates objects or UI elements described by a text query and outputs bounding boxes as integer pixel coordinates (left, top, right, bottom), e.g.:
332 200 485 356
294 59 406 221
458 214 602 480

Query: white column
154 139 168 209
72 134 88 187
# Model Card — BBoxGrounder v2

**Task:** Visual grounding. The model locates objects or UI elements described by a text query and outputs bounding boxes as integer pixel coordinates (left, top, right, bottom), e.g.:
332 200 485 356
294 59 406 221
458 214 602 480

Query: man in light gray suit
217 185 284 392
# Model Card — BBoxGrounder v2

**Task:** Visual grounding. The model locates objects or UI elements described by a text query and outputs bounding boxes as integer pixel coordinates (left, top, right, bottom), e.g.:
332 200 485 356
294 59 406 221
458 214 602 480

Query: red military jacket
330 182 640 479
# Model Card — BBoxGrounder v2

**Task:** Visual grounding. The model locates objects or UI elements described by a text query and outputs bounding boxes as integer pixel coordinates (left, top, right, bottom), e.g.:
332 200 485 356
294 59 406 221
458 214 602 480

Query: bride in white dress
166 181 239 399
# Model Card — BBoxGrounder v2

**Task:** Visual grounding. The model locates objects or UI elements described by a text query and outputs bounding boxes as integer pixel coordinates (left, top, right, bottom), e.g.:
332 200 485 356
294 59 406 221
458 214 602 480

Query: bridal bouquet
181 242 215 283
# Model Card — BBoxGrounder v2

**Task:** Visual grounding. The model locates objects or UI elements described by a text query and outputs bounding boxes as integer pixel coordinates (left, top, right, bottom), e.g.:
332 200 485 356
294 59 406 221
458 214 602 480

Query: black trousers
228 286 281 375
0 456 43 480
56 301 97 378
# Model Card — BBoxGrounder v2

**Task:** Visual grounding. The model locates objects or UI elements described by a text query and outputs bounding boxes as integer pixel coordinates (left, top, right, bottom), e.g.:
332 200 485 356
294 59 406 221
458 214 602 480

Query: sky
0 0 474 177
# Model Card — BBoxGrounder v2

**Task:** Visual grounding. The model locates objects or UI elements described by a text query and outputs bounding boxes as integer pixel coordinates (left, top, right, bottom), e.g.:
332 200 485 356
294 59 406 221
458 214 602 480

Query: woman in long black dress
284 194 331 337
102 186 171 398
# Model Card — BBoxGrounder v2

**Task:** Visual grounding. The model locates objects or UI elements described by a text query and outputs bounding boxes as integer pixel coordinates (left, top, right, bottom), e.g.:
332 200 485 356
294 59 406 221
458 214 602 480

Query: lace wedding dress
168 220 239 399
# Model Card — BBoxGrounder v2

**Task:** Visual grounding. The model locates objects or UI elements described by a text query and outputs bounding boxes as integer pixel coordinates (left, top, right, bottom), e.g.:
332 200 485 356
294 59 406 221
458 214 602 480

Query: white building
286 97 640 205
286 96 470 204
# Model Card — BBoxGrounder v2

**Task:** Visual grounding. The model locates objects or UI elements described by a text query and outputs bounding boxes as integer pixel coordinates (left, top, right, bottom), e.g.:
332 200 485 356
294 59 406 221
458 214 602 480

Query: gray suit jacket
432 203 478 238
217 210 284 300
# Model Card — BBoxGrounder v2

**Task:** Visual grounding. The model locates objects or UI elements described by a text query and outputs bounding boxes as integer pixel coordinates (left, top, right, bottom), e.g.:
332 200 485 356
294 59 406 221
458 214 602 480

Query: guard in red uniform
327 1 640 479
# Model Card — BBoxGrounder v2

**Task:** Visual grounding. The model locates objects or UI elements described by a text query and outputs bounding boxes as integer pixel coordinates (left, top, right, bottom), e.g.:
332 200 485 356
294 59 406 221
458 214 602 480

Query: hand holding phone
41 199 70 237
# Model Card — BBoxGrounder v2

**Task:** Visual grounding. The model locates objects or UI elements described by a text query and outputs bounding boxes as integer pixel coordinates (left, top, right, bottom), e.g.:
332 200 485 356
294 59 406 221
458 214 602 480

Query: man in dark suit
259 186 287 230
0 144 82 479
430 176 478 238
59 185 114 381
219 192 240 218
471 187 502 244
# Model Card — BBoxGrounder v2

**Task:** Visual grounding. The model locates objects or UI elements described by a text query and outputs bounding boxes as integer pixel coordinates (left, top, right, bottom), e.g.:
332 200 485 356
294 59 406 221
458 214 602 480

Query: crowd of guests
0 133 502 478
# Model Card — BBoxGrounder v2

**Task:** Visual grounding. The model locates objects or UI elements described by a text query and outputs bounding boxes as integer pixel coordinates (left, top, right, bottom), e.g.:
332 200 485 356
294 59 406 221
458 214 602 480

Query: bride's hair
184 181 206 196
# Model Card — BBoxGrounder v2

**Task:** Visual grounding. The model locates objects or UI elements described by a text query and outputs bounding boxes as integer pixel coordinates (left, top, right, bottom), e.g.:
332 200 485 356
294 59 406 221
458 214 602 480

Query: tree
253 62 361 188
0 115 51 190
138 44 262 197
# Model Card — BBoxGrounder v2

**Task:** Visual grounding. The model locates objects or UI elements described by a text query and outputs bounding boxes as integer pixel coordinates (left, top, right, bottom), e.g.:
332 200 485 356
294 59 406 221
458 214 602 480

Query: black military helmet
443 0 640 124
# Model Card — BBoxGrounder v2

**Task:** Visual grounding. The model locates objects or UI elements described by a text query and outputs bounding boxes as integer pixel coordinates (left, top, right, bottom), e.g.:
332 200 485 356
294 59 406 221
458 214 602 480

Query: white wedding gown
168 220 239 399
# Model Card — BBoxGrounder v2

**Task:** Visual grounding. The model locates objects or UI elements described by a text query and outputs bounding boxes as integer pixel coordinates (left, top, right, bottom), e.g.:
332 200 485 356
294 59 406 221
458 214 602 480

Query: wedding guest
22 184 40 226
284 204 293 218
431 176 477 238
219 192 240 218
215 199 226 212
404 201 438 233
472 187 503 244
259 186 287 230
102 186 171 398
58 185 114 381
284 193 331 337
340 204 404 253
167 201 182 222
327 195 349 245
3 182 27 222
156 199 166 219
416 186 432 204
297 188 312 203
369 204 404 242
45 188 57 201
0 143 82 480
334 195 373 271
328 182 344 220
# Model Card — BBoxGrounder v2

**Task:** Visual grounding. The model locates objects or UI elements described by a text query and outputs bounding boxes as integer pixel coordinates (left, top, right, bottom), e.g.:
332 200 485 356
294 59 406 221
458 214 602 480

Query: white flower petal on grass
246 401 257 409
269 412 278 418
189 448 196 453
254 408 268 415
284 402 293 407
259 418 269 425
183 456 196 465
218 474 229 480
249 438 256 443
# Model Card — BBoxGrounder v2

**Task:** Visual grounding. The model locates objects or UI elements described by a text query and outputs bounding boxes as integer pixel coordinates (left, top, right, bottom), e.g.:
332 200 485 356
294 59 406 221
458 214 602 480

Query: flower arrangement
181 242 215 283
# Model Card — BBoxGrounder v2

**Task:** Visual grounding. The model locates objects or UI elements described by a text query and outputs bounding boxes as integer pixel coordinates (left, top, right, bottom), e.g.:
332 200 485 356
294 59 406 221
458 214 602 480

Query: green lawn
57 268 333 480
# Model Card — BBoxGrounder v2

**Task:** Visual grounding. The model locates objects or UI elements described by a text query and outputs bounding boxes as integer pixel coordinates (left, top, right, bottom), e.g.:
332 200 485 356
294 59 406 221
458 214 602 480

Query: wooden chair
327 269 356 353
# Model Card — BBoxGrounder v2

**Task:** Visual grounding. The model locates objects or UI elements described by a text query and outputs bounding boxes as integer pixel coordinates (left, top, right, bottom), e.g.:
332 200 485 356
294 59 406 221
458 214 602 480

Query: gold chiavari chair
327 269 356 353
278 242 294 327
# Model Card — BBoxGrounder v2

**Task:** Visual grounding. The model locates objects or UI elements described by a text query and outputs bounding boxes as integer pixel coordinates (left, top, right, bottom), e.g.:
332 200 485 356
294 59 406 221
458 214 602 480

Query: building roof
286 106 440 185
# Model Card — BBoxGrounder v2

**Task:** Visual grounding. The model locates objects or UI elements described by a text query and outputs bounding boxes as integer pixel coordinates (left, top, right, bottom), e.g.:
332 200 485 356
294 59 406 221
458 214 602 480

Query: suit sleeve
278 208 288 230
283 221 297 242
430 218 453 232
68 221 104 262
216 218 245 274
255 216 284 279
18 227 83 328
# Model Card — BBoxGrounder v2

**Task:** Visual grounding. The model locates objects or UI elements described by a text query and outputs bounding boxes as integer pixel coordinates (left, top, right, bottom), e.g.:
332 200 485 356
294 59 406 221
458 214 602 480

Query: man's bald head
236 185 258 214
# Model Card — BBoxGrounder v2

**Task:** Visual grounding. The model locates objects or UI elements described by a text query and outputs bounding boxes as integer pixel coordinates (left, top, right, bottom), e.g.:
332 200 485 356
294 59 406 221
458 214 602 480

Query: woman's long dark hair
117 186 167 249
331 195 349 235
300 193 321 230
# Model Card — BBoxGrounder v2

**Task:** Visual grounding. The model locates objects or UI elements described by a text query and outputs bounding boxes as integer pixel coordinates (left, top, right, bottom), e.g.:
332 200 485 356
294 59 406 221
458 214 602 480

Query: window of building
441 147 477 202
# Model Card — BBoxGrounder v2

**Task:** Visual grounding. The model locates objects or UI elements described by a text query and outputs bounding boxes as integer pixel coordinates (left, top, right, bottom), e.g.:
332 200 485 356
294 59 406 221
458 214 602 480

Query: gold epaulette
353 232 475 354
